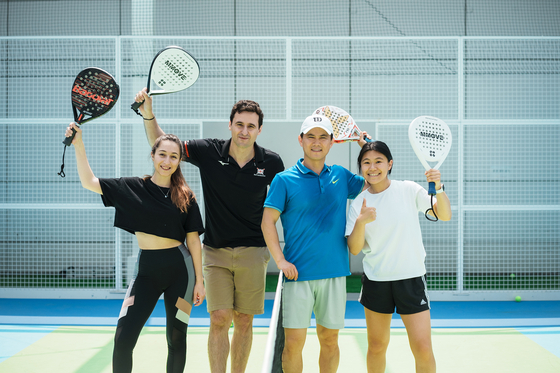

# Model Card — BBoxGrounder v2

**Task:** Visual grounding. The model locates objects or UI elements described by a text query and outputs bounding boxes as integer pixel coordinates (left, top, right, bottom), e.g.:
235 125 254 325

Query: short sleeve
182 139 209 167
273 156 285 178
184 199 205 235
345 169 365 199
345 196 361 237
99 178 123 207
263 175 287 213
411 181 433 213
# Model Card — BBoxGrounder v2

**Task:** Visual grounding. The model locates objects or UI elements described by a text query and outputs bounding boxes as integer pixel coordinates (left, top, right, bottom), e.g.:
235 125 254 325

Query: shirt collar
296 158 331 175
220 139 265 163
219 139 231 161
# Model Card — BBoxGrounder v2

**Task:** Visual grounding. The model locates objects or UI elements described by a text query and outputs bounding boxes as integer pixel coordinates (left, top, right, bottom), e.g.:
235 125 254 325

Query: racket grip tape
63 127 77 146
131 100 144 115
428 182 436 196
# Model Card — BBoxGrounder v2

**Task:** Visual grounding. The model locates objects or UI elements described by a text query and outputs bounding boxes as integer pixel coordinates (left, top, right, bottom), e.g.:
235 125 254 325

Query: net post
261 271 284 373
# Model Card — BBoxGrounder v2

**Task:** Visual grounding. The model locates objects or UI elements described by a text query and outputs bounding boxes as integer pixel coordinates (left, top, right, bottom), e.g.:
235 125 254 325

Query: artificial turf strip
1 274 558 293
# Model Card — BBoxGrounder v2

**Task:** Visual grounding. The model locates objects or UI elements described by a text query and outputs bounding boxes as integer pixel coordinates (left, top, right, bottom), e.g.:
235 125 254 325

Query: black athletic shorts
359 274 430 315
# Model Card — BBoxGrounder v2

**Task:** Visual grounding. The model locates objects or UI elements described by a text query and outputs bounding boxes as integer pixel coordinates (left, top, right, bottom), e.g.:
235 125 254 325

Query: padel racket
408 116 452 196
59 68 119 177
131 46 200 115
62 68 120 146
313 105 372 143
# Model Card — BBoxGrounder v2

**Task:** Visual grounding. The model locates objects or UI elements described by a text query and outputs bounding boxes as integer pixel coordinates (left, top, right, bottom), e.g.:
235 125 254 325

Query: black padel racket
131 46 200 115
58 68 119 177
63 68 120 146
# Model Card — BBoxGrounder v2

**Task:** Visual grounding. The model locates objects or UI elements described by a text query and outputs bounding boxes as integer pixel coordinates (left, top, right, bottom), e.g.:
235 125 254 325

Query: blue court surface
1 298 559 328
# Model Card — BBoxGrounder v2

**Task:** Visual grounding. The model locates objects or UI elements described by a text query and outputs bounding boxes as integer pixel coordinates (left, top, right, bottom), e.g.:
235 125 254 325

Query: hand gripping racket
131 46 200 115
58 68 119 178
63 68 120 146
313 105 373 143
408 116 452 196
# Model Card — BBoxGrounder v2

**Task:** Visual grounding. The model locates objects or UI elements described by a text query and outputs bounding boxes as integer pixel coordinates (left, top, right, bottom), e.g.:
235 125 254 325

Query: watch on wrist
436 183 445 194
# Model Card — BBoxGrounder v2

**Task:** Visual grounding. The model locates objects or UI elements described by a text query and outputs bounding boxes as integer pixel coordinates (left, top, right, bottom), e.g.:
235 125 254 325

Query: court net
261 271 284 373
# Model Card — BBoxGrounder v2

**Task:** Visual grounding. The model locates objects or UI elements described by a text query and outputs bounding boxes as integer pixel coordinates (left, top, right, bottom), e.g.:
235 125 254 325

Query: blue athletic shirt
264 159 364 282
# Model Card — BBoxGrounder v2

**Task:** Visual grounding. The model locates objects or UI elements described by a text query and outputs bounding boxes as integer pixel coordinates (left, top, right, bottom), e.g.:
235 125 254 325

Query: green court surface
267 274 560 293
4 273 557 292
1 325 559 373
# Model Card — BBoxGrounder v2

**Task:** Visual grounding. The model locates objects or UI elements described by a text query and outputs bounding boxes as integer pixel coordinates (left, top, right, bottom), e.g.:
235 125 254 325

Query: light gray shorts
282 276 346 329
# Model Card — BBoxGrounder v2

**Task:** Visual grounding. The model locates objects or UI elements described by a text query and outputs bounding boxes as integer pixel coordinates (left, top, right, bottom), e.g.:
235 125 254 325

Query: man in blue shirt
261 114 368 373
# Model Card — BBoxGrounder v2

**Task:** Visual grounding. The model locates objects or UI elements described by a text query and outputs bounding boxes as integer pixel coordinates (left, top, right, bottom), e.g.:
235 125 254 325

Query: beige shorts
202 245 270 315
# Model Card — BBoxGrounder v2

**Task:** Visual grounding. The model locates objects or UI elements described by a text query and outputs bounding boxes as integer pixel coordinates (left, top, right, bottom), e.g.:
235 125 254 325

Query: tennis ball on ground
515 296 521 302
510 273 516 278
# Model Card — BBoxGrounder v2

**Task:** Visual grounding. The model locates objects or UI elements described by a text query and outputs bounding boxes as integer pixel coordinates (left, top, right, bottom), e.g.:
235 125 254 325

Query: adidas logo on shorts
420 299 427 306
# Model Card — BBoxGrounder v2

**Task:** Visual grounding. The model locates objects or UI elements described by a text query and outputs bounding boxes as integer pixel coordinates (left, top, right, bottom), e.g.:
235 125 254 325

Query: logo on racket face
72 84 115 106
165 60 187 80
419 131 445 141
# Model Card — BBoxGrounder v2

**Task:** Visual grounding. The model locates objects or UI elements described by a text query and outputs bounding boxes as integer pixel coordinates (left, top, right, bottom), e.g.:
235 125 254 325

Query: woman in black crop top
65 123 205 373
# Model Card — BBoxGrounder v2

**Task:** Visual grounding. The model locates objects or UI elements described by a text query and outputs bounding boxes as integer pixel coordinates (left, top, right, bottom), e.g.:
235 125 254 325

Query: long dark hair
144 134 195 212
357 141 394 175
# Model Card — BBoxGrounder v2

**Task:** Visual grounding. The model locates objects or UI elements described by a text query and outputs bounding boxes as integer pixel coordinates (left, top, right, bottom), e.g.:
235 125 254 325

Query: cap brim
302 125 332 135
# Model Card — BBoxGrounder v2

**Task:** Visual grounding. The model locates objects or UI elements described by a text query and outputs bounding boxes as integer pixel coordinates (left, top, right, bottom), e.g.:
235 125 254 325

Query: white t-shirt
345 180 433 282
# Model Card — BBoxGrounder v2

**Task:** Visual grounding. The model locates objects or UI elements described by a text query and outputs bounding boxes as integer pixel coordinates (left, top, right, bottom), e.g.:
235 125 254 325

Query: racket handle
63 128 77 146
428 181 436 196
131 100 144 115
364 135 373 143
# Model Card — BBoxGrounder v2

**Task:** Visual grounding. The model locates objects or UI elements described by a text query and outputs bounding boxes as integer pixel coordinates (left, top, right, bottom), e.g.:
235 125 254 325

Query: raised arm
261 207 298 281
65 123 102 194
134 88 166 147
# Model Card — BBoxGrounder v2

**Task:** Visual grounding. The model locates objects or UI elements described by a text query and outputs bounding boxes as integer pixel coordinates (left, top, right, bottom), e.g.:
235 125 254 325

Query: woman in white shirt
346 141 451 373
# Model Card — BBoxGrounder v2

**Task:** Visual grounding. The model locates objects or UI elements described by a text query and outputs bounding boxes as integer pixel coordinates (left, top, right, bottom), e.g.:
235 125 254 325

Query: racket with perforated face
62 68 120 146
131 46 200 115
313 105 372 143
408 116 452 195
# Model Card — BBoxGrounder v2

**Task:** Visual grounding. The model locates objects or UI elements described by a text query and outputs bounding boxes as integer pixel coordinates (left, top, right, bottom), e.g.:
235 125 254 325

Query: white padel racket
408 116 452 195
131 46 200 115
313 105 372 143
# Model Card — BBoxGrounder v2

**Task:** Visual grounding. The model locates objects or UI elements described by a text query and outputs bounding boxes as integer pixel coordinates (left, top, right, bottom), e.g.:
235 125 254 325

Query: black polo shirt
183 138 284 248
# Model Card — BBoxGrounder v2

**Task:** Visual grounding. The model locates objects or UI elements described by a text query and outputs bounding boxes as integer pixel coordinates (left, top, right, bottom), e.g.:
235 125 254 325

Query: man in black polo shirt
134 88 284 373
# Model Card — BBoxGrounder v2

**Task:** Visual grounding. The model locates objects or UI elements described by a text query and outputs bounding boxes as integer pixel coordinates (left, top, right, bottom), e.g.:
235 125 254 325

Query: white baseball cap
300 115 333 135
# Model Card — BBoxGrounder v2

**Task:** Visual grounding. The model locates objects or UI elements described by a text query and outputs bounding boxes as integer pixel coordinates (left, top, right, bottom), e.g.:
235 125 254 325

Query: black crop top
99 177 204 242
